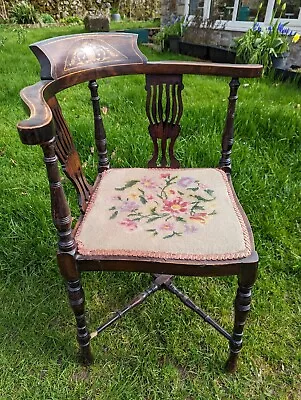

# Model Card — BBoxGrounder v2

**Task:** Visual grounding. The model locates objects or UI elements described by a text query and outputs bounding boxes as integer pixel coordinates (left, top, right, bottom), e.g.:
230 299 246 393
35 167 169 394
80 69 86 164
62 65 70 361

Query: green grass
0 25 300 400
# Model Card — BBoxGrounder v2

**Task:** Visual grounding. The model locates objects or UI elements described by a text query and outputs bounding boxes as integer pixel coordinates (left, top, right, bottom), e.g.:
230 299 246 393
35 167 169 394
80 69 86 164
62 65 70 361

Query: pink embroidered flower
120 201 139 212
159 222 174 231
190 213 208 223
120 219 137 231
160 173 171 179
141 177 157 189
147 194 154 200
163 197 188 214
177 177 195 188
184 225 198 234
167 189 176 195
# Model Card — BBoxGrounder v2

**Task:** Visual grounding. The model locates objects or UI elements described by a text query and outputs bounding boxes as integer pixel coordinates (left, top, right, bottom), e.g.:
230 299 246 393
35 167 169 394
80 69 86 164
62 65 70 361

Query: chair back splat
17 33 262 372
145 74 183 168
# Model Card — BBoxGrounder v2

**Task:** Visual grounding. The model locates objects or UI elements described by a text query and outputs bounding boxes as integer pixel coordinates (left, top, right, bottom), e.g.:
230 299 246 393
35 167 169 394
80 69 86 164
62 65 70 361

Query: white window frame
185 0 301 31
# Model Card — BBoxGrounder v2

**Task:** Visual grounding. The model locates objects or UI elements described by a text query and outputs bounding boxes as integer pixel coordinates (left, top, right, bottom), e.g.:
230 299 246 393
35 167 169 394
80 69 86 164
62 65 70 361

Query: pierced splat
48 96 93 213
145 74 184 168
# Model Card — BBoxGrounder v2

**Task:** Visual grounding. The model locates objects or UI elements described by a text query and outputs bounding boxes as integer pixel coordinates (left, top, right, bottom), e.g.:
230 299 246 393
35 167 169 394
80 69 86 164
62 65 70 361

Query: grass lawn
0 24 300 399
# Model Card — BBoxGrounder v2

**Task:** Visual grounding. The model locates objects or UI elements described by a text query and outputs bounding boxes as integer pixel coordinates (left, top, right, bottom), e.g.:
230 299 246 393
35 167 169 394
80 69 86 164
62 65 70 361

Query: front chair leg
67 279 93 365
226 264 257 373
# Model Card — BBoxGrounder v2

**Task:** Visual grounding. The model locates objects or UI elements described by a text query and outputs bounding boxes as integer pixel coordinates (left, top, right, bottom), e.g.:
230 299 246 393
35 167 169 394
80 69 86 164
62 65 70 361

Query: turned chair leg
67 279 93 365
226 265 257 373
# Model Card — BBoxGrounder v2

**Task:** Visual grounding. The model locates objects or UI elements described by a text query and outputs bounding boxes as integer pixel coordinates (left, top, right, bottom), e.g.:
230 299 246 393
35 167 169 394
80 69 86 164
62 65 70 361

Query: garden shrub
40 13 55 24
9 1 39 24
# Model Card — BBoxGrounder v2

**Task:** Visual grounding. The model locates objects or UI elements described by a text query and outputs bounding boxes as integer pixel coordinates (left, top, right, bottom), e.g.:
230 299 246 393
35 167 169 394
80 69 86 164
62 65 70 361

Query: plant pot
271 53 289 69
111 13 121 22
121 29 149 43
179 42 209 60
168 35 180 53
274 65 301 86
208 46 236 63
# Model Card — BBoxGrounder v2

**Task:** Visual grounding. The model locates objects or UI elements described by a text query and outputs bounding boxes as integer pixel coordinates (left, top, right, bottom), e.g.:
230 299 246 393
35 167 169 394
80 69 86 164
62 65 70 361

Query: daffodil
292 33 300 43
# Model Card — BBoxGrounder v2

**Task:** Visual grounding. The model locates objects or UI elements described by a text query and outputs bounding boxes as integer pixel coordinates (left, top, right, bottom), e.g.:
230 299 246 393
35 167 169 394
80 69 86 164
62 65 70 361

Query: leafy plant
40 13 55 24
13 26 28 44
153 17 187 50
236 0 300 71
0 35 7 47
60 16 83 25
9 1 39 24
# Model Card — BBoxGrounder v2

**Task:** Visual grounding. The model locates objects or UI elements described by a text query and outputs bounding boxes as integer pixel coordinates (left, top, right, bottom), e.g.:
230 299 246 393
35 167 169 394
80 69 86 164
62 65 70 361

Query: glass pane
189 0 205 16
236 0 268 22
210 0 235 21
274 0 300 19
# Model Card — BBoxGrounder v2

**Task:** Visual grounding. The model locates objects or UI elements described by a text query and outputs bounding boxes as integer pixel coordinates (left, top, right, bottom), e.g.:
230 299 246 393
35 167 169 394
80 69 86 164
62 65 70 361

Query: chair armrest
17 80 55 145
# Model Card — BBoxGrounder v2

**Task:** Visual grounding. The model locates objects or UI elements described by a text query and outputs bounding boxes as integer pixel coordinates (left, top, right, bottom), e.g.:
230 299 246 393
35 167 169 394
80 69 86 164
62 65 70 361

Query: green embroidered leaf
163 233 175 239
194 195 213 202
176 217 186 222
139 196 147 204
115 180 139 191
147 216 161 223
193 205 205 210
188 187 199 191
163 230 182 239
204 189 215 197
150 207 157 214
109 211 118 219
208 210 217 215
138 188 145 195
177 191 184 195
147 229 158 236
109 206 116 211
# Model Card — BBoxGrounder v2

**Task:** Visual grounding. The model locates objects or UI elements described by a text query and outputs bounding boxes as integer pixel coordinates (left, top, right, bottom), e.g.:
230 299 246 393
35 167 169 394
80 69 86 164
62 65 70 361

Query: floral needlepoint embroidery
109 173 217 239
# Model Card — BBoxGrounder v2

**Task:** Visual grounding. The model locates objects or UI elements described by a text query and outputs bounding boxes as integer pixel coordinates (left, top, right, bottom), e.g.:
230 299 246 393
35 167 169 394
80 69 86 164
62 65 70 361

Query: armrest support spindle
41 138 76 253
88 80 109 173
219 78 240 174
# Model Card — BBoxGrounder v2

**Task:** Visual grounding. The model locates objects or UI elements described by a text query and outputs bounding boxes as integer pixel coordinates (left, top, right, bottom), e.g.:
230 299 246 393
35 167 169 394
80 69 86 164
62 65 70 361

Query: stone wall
183 26 301 66
4 0 160 20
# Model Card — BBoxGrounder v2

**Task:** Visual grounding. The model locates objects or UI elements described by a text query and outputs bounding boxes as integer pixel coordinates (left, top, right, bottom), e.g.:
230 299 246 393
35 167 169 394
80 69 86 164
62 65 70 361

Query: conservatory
184 0 301 31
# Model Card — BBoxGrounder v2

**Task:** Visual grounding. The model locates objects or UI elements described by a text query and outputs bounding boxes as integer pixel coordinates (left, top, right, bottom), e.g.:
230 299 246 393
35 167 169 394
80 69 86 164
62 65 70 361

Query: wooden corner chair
17 33 262 372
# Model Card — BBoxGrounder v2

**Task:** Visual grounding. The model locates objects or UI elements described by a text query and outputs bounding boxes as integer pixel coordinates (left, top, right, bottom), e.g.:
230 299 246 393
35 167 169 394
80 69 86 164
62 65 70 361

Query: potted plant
154 17 186 53
236 1 300 72
111 1 121 22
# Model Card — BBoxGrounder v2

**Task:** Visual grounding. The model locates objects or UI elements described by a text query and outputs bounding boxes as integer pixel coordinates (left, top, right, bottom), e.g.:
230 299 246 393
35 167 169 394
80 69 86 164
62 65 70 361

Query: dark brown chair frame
17 33 262 372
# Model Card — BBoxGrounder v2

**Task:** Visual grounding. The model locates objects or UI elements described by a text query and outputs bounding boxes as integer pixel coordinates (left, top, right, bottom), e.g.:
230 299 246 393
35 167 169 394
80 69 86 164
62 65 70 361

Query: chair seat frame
17 33 262 372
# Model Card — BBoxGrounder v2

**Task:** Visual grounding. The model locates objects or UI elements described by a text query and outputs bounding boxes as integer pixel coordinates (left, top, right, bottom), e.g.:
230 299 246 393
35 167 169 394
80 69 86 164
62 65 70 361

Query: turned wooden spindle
41 138 92 364
88 80 109 173
226 265 257 372
67 279 93 365
41 137 75 253
219 77 240 174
